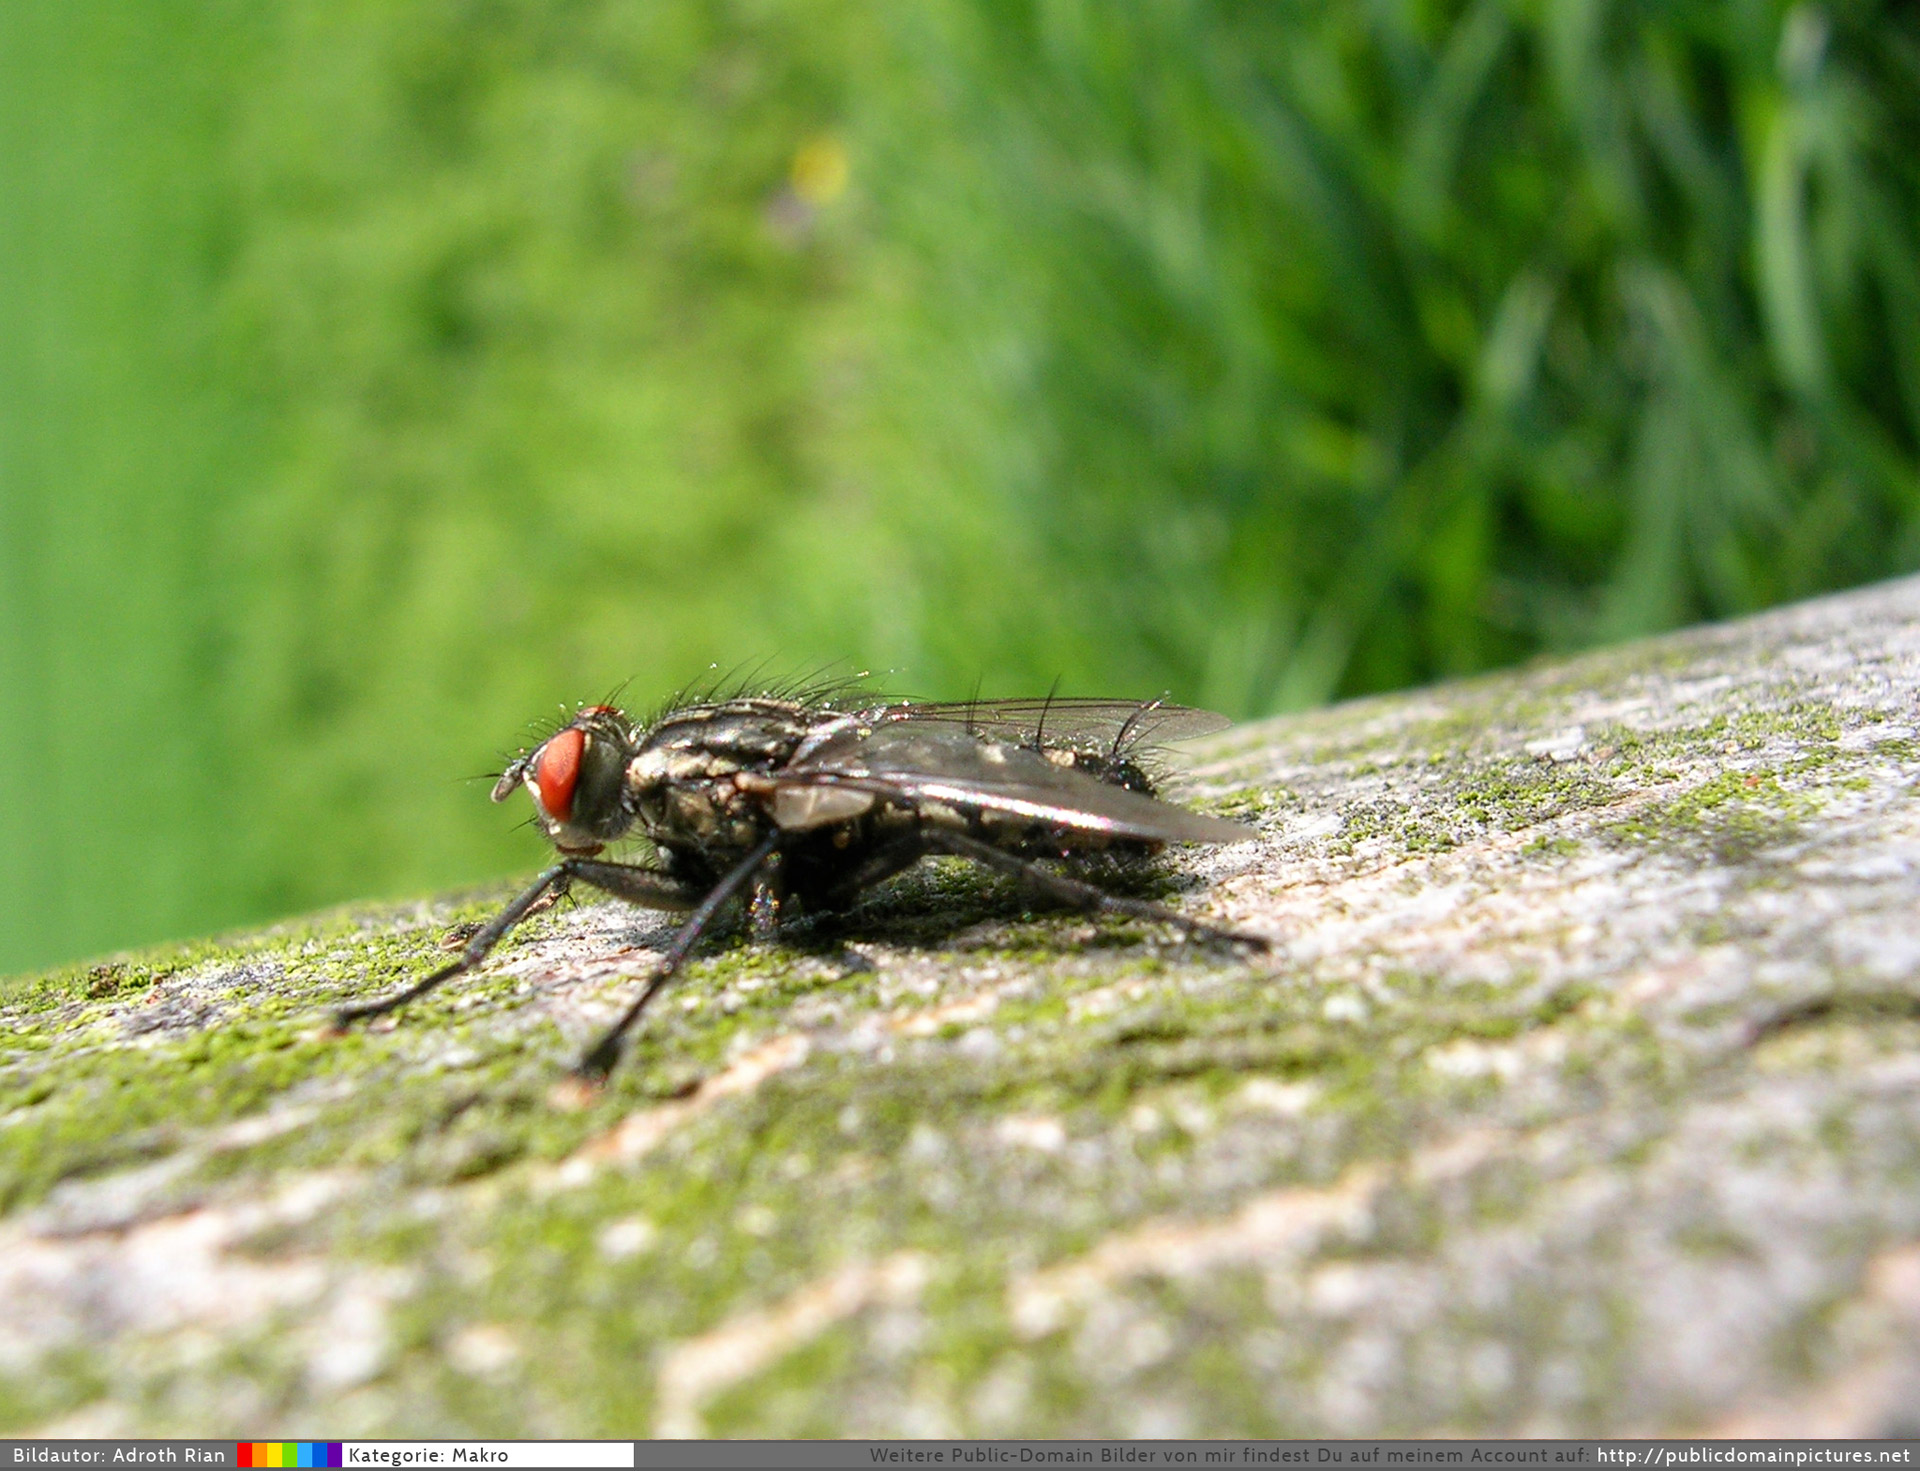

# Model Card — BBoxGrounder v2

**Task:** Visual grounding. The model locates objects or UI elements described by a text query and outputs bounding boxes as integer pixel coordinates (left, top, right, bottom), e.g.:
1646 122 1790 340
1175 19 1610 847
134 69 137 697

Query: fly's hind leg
921 830 1267 951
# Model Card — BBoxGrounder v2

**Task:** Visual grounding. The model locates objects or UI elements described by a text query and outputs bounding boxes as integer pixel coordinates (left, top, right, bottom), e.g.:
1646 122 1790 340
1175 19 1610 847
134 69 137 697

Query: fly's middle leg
575 831 781 1080
748 848 788 941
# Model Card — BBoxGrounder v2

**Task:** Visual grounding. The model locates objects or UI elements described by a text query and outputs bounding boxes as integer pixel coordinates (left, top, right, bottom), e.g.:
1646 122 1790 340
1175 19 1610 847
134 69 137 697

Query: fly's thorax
623 699 825 850
641 698 825 766
624 747 754 848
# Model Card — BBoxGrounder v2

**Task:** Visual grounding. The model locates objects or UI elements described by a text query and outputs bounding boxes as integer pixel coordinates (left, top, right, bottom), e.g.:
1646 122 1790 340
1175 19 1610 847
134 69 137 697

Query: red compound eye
533 727 586 823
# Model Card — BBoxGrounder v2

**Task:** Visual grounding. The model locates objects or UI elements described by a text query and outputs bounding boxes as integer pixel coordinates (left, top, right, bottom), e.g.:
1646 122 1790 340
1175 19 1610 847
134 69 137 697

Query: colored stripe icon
237 1445 343 1468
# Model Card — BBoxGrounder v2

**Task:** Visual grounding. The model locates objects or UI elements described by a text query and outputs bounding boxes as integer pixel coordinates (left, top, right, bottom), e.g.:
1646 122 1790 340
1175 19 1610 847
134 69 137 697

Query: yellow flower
790 135 849 206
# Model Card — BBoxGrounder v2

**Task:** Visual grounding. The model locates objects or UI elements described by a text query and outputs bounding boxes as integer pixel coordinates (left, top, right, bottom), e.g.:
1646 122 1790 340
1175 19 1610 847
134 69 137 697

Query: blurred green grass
2 0 1917 974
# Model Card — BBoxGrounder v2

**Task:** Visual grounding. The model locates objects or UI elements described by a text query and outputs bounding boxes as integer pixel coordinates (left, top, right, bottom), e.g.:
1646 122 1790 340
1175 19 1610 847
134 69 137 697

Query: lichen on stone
6 579 1920 1436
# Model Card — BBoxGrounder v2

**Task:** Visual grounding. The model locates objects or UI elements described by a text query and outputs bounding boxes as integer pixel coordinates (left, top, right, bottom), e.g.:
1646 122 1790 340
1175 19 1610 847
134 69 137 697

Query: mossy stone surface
6 579 1920 1437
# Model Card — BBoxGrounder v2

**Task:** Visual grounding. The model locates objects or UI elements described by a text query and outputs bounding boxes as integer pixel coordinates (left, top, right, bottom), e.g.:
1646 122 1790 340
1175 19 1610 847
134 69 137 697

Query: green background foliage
2 0 1917 975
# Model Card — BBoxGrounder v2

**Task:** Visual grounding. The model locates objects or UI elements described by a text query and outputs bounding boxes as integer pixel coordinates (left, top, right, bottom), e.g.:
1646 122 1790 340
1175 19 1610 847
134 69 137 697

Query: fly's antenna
491 752 535 802
466 769 508 802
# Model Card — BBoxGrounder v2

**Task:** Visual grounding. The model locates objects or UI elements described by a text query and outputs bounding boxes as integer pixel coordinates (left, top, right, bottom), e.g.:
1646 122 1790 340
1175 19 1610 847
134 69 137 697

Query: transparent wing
867 697 1231 749
782 722 1255 844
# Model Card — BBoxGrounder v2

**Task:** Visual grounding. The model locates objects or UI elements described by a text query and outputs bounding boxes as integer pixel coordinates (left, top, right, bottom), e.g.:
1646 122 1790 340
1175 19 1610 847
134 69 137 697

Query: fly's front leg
334 859 700 1028
441 878 571 949
922 830 1268 951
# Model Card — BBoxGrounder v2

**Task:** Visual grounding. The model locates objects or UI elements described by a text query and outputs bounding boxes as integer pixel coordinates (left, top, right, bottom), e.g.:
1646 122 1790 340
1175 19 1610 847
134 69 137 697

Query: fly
336 691 1266 1077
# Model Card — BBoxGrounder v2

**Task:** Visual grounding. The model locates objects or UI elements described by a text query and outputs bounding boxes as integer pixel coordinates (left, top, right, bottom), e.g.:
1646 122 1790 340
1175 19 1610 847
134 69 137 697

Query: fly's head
493 705 636 854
